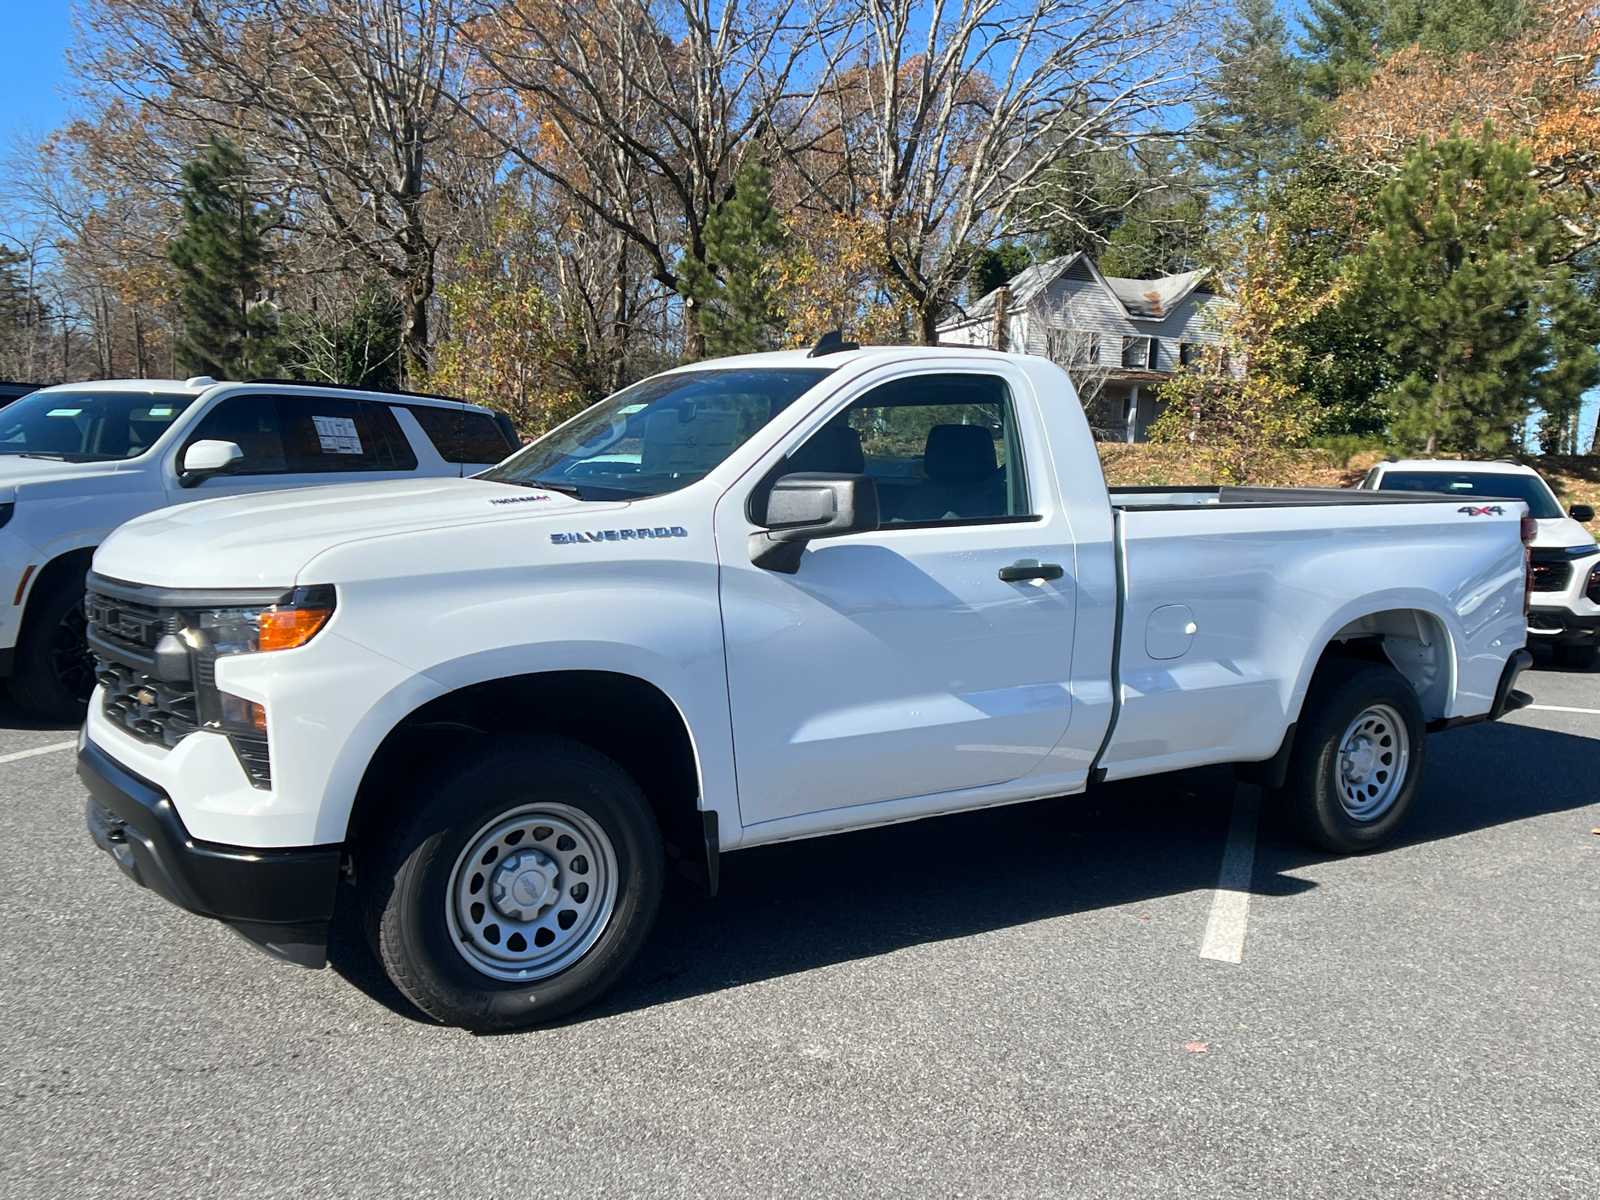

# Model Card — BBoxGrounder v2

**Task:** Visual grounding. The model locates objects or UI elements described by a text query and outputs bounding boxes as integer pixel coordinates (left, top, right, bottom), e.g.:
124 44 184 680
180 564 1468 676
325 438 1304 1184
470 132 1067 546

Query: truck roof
657 345 1022 374
1376 459 1539 477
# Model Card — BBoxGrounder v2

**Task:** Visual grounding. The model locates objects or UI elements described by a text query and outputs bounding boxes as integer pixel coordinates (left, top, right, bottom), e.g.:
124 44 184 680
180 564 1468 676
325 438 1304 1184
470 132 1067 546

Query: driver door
716 368 1079 828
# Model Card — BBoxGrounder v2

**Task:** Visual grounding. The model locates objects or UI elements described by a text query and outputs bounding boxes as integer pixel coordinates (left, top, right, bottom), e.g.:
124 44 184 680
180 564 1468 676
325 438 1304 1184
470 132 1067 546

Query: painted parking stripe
1200 785 1261 965
0 741 77 765
1527 704 1600 716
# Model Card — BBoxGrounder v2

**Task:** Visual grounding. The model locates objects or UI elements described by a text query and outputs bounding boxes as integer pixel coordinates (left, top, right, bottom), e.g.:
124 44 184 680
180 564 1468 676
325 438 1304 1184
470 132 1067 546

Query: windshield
0 390 198 462
1376 469 1565 519
481 367 836 500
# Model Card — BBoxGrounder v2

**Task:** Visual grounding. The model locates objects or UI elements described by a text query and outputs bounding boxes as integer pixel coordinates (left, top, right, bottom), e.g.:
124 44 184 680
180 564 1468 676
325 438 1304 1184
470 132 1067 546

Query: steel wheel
444 802 620 983
51 597 94 702
1335 703 1410 822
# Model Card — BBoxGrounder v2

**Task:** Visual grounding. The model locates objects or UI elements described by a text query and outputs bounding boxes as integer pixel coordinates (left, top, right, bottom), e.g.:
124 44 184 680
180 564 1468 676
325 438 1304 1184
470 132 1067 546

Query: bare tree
461 0 851 359
75 0 484 377
812 0 1203 343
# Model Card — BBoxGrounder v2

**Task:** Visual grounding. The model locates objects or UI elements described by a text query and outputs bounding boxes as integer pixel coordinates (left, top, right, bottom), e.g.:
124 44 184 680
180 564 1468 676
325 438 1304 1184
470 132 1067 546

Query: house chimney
991 286 1011 352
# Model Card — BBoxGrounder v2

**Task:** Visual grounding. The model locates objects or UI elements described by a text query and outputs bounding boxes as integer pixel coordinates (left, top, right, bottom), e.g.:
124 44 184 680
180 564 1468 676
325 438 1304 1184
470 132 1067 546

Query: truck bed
1109 485 1468 510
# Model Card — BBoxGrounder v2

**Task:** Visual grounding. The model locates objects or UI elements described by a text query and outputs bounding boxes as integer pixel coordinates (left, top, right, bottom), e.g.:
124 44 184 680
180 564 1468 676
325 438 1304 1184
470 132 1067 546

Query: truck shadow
328 717 1592 1029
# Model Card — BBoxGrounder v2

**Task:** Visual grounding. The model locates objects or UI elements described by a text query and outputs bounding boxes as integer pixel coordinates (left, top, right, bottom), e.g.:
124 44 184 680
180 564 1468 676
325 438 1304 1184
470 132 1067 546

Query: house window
1179 341 1198 367
1121 336 1154 369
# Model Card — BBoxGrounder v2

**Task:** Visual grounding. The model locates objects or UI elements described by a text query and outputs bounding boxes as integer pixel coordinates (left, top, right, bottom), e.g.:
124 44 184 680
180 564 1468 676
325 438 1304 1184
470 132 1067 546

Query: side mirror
179 439 244 488
1570 504 1595 523
749 472 880 573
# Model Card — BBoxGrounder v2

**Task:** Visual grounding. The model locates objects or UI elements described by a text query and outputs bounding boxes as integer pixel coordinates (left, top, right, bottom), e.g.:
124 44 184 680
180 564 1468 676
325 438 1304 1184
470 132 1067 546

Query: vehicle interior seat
896 424 1006 522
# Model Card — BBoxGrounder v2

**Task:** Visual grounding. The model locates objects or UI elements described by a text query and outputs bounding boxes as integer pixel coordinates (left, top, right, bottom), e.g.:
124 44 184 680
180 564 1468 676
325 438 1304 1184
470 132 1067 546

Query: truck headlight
190 586 336 655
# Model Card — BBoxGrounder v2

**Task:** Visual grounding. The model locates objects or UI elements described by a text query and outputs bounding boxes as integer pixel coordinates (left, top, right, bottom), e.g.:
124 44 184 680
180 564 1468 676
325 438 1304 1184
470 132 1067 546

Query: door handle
998 560 1064 583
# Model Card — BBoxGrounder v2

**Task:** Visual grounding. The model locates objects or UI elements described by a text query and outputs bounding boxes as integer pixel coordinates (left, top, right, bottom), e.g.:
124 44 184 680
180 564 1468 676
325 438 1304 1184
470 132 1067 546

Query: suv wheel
1283 660 1427 854
363 734 663 1032
6 572 94 723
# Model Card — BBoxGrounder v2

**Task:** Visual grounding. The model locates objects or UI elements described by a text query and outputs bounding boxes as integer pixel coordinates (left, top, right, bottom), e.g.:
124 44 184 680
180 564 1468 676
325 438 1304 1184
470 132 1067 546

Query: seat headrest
922 424 996 484
789 422 864 475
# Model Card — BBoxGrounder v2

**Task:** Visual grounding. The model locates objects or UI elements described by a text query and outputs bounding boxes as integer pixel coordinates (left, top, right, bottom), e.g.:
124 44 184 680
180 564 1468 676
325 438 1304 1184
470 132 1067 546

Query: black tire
1283 660 1427 854
6 571 94 723
362 733 663 1032
1552 640 1598 671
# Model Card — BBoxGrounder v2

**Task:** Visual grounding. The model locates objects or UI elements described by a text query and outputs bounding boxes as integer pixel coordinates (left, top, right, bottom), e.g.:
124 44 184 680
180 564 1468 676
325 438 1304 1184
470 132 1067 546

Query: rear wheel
6 572 93 723
362 734 663 1031
1552 640 1598 671
1283 661 1426 854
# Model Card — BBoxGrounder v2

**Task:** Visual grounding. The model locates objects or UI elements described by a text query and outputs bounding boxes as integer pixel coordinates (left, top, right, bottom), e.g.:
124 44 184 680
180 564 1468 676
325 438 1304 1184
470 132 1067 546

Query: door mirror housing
180 439 244 488
750 472 880 573
1569 504 1595 523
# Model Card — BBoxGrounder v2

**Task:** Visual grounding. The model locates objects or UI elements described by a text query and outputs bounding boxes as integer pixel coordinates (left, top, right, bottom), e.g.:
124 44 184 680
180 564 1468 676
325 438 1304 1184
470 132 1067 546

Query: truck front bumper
79 738 342 968
1527 607 1600 642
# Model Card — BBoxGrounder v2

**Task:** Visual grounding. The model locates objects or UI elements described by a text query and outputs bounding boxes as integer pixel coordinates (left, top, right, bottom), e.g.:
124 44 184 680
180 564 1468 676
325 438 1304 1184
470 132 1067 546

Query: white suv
1362 458 1600 669
0 377 517 719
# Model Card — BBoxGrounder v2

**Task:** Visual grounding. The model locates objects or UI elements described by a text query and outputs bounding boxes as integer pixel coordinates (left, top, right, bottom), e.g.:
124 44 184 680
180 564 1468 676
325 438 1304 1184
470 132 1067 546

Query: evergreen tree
168 136 278 379
1357 124 1600 454
1196 0 1324 202
1298 0 1387 97
278 284 404 390
966 243 1034 299
676 157 788 357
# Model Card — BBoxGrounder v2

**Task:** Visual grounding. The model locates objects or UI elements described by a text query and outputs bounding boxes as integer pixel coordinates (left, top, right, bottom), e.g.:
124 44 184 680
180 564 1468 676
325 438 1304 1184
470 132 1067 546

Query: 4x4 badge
1457 505 1505 516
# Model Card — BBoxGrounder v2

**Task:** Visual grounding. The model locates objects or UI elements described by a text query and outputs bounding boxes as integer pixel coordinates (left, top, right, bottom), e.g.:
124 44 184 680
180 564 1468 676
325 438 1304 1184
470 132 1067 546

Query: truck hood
0 454 137 499
1532 516 1600 552
94 477 612 589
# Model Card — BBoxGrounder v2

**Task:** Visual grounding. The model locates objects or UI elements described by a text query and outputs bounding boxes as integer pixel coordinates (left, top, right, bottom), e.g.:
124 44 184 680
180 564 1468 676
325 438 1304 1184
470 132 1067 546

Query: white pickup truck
78 344 1533 1031
0 378 516 719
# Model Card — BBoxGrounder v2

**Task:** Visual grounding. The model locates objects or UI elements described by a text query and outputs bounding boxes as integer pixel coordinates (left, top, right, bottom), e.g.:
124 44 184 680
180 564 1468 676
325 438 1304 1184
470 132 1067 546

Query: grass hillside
1095 444 1600 540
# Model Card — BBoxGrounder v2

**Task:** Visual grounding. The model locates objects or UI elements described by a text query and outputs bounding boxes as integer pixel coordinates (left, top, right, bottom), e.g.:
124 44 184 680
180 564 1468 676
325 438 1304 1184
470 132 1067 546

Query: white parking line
0 740 77 765
1200 785 1261 965
1527 704 1600 716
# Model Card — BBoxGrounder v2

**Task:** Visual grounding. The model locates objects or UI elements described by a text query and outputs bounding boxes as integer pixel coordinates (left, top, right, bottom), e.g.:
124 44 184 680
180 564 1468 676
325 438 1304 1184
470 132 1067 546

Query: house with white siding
937 252 1229 442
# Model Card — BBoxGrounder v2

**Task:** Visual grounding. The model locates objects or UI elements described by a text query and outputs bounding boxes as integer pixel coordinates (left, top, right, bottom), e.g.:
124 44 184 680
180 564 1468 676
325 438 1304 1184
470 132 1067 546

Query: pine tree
1298 0 1387 97
168 136 278 379
1357 124 1600 454
676 157 789 358
1196 0 1323 202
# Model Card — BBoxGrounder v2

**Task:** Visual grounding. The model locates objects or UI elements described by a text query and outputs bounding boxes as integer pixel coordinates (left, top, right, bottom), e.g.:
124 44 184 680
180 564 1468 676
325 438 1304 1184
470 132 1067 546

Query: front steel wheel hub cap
491 850 561 922
445 802 619 984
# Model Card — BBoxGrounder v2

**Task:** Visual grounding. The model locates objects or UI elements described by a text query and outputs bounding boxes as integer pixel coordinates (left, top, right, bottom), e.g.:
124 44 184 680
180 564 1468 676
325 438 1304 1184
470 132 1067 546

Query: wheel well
1310 608 1450 721
348 671 703 866
20 548 96 619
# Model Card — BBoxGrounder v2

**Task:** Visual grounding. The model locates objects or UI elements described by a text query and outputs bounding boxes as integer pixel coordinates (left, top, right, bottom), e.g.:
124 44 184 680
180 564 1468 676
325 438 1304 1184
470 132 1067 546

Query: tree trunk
683 295 706 362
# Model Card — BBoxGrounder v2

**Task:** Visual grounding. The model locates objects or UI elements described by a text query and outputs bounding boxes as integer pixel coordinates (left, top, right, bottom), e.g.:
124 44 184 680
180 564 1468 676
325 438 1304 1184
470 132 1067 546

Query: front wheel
363 734 663 1032
1283 661 1427 854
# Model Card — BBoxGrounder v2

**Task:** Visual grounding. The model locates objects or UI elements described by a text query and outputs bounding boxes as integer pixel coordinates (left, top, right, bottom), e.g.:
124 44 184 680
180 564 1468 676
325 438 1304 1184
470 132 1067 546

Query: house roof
953 253 1212 325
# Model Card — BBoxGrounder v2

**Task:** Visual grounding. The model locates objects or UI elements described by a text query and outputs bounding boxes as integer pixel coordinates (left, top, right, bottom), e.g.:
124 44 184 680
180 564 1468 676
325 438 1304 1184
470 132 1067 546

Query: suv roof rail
243 378 470 405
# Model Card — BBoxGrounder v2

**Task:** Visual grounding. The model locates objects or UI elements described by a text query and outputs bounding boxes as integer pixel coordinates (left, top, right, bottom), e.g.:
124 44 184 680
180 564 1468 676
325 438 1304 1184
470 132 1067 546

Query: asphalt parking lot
2 655 1596 1199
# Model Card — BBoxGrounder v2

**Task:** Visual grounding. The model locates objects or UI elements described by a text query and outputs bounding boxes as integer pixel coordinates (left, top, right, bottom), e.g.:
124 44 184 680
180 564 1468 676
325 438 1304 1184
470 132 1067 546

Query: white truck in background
1361 458 1599 669
79 343 1533 1031
0 378 516 719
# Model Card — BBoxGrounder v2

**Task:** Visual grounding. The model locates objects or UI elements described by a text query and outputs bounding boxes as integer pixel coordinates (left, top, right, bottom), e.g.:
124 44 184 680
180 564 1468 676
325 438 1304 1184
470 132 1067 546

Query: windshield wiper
502 476 584 498
14 452 69 461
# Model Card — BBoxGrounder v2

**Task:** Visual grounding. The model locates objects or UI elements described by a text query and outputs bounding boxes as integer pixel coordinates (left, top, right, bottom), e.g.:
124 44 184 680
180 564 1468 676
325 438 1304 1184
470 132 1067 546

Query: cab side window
185 396 287 475
788 374 1030 526
183 395 418 476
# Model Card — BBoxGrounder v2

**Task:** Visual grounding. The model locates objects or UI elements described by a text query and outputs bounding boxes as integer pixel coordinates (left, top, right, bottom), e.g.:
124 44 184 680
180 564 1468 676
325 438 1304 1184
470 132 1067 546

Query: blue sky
1 0 74 152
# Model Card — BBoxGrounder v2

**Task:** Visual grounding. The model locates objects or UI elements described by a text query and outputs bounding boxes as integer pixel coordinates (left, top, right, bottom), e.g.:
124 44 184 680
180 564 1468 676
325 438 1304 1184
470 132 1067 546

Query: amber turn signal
257 605 332 652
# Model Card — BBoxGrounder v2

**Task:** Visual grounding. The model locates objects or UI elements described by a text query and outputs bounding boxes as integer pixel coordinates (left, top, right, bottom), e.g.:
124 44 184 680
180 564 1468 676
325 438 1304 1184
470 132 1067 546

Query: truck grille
84 591 169 654
1530 561 1571 592
96 660 200 748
